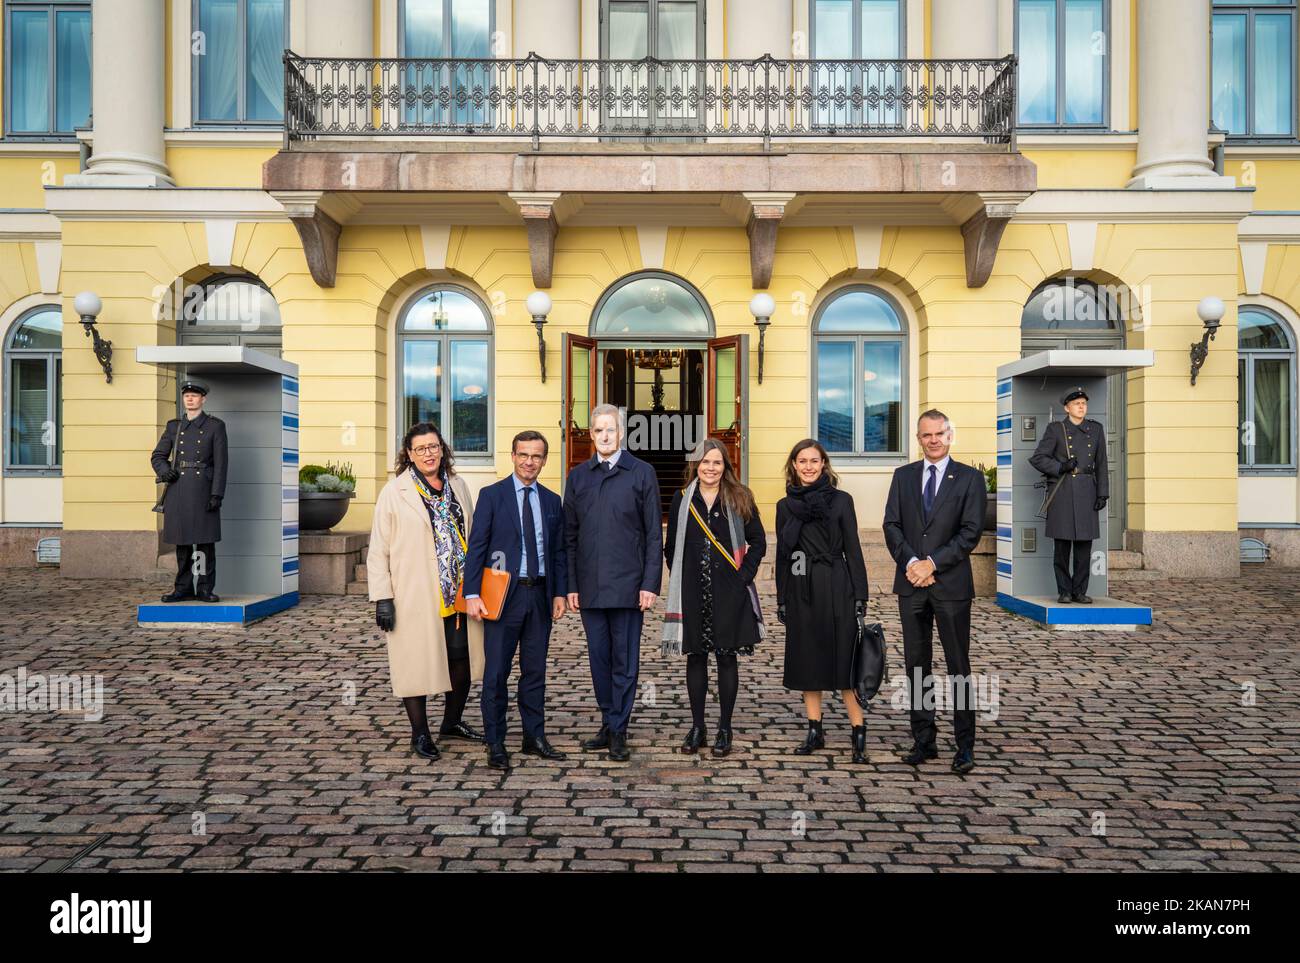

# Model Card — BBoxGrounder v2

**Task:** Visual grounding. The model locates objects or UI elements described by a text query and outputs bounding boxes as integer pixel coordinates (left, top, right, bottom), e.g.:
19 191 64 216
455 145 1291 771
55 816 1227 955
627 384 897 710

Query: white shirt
908 455 952 569
598 449 622 469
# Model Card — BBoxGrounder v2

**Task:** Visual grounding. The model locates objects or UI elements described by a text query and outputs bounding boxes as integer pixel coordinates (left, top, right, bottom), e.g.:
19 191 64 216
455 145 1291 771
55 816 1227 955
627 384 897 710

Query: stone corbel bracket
270 191 357 288
508 192 563 288
951 192 1031 288
743 192 797 290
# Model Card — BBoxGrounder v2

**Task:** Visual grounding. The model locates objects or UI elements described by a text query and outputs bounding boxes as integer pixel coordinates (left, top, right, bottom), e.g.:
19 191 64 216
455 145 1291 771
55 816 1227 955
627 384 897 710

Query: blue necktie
522 486 540 579
923 464 937 519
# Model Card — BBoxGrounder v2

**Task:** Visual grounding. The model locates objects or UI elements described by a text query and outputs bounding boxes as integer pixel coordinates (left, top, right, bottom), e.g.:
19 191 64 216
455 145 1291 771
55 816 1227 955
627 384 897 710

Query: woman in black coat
662 439 766 757
775 439 870 763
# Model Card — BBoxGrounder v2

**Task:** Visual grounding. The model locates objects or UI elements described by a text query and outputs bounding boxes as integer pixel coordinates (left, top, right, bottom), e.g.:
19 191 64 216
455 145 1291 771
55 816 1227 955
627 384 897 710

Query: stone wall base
1127 530 1241 579
300 531 369 595
1238 528 1300 568
0 527 62 568
60 530 162 580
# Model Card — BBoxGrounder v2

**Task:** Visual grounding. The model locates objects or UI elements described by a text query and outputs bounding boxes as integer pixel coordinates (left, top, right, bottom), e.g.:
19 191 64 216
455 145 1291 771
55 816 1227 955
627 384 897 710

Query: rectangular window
401 0 493 128
816 340 855 453
4 1 91 137
862 340 901 454
8 356 55 467
1016 0 1107 128
403 340 442 437
1253 357 1293 465
810 0 904 129
449 339 489 453
1212 2 1297 139
194 0 285 125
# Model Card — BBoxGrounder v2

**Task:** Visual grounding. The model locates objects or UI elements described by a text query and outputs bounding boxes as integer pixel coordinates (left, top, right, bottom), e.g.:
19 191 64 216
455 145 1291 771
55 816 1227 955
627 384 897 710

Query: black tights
686 651 739 730
401 657 469 740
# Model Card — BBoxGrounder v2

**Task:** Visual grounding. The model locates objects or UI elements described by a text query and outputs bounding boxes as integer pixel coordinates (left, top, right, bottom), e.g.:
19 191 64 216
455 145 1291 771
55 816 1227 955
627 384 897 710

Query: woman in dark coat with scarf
662 439 766 757
775 438 871 763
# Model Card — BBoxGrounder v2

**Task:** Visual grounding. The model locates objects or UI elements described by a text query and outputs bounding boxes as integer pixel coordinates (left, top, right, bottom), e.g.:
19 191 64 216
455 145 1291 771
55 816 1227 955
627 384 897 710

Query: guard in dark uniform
151 380 228 602
1029 386 1108 604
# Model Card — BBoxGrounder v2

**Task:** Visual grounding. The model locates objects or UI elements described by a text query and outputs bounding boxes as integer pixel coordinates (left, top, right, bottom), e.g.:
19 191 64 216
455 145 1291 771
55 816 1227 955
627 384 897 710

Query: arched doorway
563 272 746 515
1021 278 1127 549
177 275 282 355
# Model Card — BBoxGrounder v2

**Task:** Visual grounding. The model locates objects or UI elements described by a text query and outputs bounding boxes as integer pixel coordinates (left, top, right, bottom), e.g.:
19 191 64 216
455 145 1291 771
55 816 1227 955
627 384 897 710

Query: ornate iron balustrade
283 52 1016 147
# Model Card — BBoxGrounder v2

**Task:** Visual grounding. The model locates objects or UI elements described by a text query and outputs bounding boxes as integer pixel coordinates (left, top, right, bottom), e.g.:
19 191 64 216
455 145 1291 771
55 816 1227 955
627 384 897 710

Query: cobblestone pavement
1 567 1297 872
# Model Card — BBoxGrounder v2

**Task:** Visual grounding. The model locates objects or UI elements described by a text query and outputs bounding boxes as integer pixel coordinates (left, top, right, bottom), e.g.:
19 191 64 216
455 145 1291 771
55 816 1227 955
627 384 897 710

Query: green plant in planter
300 462 356 493
976 462 997 494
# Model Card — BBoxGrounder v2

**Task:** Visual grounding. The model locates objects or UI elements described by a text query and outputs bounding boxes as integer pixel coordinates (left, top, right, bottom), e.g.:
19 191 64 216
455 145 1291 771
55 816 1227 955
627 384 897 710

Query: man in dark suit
150 380 228 603
564 404 662 763
464 430 569 771
883 408 986 774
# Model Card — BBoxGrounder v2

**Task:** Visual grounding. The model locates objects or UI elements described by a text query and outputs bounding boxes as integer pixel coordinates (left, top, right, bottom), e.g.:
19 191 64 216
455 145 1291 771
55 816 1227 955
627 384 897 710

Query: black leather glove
1094 496 1108 512
776 604 786 626
376 599 396 632
855 600 867 619
207 495 223 512
163 468 180 484
1062 457 1078 473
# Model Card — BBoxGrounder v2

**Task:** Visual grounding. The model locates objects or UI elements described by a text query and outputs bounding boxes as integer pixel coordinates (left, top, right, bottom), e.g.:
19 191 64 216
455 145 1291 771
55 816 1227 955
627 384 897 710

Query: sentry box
996 349 1155 630
135 346 300 625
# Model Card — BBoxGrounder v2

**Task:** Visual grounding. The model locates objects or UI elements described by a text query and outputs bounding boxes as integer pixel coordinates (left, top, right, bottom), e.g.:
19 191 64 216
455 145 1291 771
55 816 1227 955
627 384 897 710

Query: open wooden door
563 333 598 478
707 334 748 482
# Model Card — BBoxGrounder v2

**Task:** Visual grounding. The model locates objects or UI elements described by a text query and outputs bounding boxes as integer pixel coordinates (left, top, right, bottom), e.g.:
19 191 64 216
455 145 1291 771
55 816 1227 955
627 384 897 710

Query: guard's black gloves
776 604 786 626
1094 496 1108 512
163 468 180 484
376 599 396 632
1062 457 1079 473
207 495 223 511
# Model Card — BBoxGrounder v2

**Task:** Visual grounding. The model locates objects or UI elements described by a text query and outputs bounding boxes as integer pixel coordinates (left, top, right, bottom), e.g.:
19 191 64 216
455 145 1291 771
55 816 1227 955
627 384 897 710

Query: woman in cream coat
368 421 485 761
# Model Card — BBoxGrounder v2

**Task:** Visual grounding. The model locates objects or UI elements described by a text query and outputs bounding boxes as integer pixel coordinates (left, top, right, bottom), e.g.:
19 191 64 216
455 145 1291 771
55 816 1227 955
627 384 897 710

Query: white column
304 0 373 58
726 0 792 58
931 0 998 59
516 0 581 58
71 0 171 186
1128 0 1233 189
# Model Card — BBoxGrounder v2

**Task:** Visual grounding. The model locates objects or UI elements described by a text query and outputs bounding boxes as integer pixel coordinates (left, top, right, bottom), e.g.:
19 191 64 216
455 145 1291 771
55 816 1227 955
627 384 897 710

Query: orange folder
454 568 511 621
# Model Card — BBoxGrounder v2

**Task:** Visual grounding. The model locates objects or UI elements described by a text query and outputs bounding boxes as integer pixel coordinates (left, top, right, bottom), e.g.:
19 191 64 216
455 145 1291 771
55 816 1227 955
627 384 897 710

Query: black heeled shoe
712 728 733 757
439 721 483 742
850 725 868 764
792 719 825 755
410 733 440 761
680 725 706 754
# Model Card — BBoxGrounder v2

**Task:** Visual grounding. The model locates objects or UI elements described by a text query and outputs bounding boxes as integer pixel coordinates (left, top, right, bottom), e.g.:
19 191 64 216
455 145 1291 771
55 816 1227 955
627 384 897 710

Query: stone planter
984 492 997 531
299 491 356 533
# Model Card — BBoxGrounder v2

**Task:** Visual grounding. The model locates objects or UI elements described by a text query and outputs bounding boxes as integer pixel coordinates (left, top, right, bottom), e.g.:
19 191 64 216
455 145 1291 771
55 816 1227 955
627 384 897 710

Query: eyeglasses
411 444 441 457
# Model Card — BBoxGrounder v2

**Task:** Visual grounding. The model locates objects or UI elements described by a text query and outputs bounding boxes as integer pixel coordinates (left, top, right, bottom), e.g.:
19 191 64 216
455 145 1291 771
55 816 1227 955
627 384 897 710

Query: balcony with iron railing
281 51 1018 149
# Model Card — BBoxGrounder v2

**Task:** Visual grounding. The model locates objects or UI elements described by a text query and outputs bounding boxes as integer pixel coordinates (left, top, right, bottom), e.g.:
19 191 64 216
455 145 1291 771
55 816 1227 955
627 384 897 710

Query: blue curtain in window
1018 0 1056 124
247 0 285 121
1062 0 1103 124
198 0 240 120
10 9 50 133
1212 13 1248 134
55 8 91 131
1254 13 1294 135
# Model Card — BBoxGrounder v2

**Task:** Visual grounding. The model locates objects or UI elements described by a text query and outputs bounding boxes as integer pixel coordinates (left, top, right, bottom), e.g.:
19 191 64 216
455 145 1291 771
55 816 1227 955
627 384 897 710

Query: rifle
152 421 179 513
1035 473 1068 519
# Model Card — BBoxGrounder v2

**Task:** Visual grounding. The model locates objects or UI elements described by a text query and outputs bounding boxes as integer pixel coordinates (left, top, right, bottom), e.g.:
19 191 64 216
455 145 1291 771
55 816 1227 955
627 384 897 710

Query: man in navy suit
564 404 662 763
464 430 568 771
883 409 986 775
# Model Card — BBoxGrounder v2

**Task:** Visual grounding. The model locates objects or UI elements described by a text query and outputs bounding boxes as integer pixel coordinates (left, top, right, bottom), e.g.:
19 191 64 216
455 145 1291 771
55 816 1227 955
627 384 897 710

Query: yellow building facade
1 0 1298 582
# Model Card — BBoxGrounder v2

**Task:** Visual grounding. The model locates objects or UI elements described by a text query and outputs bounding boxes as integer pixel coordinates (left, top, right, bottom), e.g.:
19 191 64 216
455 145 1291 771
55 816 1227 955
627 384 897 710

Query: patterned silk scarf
410 466 466 617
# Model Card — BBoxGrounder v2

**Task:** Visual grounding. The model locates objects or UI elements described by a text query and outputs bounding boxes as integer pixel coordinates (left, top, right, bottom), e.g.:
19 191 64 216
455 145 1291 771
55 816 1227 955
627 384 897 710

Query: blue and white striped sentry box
135 346 302 625
994 349 1155 630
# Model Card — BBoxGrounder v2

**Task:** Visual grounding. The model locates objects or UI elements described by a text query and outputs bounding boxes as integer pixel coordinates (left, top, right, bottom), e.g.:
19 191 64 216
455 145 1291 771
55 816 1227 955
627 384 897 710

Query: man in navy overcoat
563 405 663 762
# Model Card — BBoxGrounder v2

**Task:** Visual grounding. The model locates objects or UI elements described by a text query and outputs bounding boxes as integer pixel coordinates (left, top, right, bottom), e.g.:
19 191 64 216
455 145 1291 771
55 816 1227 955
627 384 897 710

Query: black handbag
851 615 887 705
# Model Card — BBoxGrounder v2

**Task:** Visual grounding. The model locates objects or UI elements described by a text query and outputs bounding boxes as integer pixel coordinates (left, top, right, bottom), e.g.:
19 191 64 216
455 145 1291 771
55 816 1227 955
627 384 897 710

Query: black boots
851 725 868 764
410 733 440 761
712 728 733 757
680 725 706 754
793 719 825 755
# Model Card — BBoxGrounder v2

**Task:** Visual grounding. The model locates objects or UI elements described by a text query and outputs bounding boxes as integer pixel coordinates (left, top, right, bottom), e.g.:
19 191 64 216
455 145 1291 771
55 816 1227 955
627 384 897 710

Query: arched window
591 273 714 337
178 275 282 353
1239 305 1296 471
1021 278 1124 332
813 286 906 456
398 285 493 455
5 304 61 470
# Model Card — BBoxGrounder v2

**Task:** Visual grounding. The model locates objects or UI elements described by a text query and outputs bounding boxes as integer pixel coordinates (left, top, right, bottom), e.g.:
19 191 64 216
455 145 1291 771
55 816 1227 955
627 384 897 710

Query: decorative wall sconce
527 290 552 383
749 292 775 383
1190 296 1224 386
74 291 112 383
